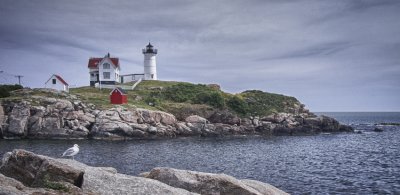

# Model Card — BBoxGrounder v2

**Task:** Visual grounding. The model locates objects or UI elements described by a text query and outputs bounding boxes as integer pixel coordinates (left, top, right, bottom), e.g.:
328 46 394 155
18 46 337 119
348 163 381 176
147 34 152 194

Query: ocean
1 112 399 194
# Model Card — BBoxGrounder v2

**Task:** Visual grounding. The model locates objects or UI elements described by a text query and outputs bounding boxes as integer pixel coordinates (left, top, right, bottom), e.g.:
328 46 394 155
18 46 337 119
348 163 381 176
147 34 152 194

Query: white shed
45 74 69 92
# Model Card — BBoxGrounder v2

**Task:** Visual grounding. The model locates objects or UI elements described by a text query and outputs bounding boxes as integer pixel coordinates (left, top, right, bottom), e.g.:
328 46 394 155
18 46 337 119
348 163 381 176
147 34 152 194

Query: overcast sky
0 0 399 111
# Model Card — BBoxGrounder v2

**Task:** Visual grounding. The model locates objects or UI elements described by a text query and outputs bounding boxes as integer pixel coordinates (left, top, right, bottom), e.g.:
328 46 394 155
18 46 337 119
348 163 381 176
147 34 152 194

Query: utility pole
15 75 23 85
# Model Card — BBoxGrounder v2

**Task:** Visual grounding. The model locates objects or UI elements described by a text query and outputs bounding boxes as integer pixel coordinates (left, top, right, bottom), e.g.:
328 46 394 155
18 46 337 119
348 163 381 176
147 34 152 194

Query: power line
0 69 24 85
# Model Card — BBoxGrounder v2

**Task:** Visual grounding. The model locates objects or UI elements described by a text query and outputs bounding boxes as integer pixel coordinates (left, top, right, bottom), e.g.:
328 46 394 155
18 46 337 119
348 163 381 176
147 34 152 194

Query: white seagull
62 144 79 160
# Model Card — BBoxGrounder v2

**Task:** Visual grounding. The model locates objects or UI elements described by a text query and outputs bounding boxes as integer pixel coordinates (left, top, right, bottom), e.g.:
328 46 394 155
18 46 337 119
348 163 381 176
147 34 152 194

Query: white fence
94 83 134 90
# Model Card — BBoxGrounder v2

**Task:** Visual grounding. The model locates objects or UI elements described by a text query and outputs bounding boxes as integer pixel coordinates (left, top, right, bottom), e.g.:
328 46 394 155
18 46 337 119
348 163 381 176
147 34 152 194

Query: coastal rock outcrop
144 167 288 195
0 88 353 140
0 149 197 195
0 150 288 195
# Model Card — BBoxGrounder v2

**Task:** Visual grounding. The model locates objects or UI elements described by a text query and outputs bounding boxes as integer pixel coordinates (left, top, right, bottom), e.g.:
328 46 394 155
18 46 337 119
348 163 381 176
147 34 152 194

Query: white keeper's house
45 74 69 92
88 53 121 86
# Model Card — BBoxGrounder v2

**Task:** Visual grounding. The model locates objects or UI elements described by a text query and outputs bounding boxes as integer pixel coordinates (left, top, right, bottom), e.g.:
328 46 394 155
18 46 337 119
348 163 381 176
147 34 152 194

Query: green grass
4 80 303 118
134 80 182 90
64 81 303 117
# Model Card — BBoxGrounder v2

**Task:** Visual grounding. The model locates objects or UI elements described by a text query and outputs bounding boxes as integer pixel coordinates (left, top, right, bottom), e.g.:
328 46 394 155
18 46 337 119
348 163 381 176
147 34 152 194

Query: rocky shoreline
0 149 288 194
0 89 353 140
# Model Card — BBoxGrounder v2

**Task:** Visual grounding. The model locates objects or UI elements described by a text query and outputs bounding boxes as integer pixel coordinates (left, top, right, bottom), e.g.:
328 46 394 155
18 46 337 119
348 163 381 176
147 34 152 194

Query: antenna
14 75 24 85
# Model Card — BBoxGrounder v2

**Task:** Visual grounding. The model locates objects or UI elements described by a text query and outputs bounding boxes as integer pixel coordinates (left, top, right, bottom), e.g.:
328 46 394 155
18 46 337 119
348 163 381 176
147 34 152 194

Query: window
91 74 94 77
151 74 154 79
52 79 56 84
103 63 110 69
103 72 110 79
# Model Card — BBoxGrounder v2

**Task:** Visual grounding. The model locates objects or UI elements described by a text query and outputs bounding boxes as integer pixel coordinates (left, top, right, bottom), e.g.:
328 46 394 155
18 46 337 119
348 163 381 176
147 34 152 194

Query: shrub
195 91 225 109
226 95 249 115
0 84 23 98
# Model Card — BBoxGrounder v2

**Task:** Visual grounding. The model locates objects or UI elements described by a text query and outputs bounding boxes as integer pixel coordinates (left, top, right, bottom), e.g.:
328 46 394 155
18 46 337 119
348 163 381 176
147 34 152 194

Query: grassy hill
69 80 302 119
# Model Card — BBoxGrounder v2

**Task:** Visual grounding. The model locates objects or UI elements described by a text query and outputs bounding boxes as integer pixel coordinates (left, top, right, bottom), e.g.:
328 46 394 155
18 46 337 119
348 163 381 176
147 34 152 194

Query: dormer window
103 63 110 69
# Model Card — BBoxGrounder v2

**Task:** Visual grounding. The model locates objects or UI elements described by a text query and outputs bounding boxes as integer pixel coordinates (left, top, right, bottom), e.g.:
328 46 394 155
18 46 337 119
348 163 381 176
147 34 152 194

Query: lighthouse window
103 63 110 69
151 74 154 79
103 72 110 79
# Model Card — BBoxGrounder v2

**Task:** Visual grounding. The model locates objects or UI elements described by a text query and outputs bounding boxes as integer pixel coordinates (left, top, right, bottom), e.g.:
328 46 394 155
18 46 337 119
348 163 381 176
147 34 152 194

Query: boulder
208 111 241 125
92 121 134 137
54 99 74 111
175 122 194 136
0 150 84 191
185 115 208 124
60 160 196 195
27 116 43 135
136 108 177 126
0 150 196 194
242 179 289 195
304 117 321 127
144 167 288 195
0 173 61 195
6 101 31 137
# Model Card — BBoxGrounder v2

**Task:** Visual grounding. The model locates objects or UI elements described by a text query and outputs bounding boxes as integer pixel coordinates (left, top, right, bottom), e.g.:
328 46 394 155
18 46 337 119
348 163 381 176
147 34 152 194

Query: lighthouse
142 42 158 80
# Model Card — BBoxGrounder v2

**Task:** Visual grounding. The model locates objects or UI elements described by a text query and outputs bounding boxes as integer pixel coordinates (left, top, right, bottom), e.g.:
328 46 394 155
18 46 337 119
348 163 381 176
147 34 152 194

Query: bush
163 83 225 108
240 90 299 116
195 91 225 109
226 95 249 115
0 84 23 98
144 92 162 106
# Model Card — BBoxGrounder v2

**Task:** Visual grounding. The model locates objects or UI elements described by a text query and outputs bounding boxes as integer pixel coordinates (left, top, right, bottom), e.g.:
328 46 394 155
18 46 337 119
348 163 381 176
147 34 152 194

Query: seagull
62 144 79 160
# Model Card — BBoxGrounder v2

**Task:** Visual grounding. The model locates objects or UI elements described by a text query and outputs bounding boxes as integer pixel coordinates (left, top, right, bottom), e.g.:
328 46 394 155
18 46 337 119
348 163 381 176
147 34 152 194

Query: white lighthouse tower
142 42 158 80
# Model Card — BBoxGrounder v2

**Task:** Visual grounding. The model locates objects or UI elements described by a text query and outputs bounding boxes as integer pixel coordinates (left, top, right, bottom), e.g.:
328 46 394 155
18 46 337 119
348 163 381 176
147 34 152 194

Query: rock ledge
0 149 288 195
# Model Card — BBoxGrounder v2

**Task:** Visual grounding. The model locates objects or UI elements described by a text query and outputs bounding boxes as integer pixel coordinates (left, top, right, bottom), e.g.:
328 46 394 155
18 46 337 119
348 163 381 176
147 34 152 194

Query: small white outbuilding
45 74 69 92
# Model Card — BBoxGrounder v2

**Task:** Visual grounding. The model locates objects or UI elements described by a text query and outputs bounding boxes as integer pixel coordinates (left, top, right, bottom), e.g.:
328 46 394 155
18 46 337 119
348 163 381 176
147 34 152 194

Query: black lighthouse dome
143 42 157 54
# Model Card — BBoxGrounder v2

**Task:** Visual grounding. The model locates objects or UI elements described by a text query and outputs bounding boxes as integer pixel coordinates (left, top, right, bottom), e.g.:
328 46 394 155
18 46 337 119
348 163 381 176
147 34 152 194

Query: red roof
109 87 127 95
88 57 119 68
54 74 68 86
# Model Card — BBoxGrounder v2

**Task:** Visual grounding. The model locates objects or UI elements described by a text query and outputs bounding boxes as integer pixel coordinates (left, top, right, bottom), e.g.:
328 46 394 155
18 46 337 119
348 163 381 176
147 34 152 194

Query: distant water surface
1 112 399 194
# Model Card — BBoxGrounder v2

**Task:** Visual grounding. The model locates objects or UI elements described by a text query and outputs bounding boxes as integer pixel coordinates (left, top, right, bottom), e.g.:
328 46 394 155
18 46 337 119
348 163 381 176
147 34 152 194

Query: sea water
1 112 399 194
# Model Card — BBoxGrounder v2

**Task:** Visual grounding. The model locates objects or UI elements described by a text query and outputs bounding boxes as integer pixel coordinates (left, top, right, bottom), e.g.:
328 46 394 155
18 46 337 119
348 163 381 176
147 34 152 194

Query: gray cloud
0 0 399 111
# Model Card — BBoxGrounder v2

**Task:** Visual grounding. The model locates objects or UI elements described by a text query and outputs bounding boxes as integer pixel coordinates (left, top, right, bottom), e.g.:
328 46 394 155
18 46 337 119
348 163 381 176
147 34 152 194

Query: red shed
110 87 128 104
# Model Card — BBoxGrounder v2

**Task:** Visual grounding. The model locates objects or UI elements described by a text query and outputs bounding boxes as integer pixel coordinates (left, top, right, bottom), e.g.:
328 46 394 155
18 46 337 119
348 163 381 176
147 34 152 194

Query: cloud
0 0 399 111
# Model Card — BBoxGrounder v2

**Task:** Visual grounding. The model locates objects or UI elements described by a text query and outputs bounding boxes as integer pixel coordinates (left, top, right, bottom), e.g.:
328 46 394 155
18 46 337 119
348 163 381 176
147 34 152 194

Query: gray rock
137 108 177 126
0 149 196 194
61 159 197 195
7 101 30 137
94 121 134 136
208 111 241 125
175 122 194 135
241 179 289 195
145 167 288 195
0 150 84 191
130 123 149 131
0 173 63 195
0 105 5 126
148 126 158 134
252 116 260 126
304 117 321 127
185 115 208 124
54 99 74 111
27 116 43 135
42 117 61 130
